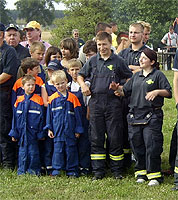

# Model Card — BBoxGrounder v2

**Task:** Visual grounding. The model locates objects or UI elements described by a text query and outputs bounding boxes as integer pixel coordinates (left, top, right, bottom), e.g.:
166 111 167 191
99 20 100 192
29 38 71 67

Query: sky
6 0 66 10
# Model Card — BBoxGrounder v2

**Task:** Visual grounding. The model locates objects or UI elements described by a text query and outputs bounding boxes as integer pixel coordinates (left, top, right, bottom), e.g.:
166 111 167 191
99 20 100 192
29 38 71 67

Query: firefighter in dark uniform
78 32 132 180
118 23 147 168
111 48 172 186
0 22 19 169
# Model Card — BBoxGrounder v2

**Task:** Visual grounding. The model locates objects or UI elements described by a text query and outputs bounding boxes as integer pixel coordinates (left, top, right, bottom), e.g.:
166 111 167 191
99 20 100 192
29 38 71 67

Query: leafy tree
0 0 13 25
52 0 178 49
15 0 57 26
111 0 178 48
51 0 113 45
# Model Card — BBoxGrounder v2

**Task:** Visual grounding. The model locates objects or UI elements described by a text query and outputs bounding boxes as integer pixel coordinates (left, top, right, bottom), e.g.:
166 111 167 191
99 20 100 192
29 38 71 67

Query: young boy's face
53 78 67 94
27 65 40 77
30 49 45 63
23 79 36 95
68 66 80 82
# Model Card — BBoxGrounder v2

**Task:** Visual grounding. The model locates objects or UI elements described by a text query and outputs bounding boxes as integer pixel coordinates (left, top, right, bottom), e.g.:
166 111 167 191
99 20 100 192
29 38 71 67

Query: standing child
67 59 91 175
45 70 83 177
17 41 46 82
9 75 45 175
12 57 44 106
110 48 172 186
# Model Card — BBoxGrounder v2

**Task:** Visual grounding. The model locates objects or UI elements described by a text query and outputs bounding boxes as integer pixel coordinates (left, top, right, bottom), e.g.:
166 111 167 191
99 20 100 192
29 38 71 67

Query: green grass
0 70 177 200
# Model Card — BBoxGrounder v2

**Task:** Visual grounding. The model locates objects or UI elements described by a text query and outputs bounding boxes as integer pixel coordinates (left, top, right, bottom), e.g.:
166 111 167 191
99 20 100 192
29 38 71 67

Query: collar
139 67 156 76
24 93 33 100
128 44 146 52
97 50 114 61
57 90 68 100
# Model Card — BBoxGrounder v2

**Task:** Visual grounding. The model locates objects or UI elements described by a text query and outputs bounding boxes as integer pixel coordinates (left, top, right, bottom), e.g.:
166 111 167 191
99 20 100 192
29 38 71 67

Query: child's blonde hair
30 41 45 53
51 70 67 84
22 74 36 86
67 58 82 69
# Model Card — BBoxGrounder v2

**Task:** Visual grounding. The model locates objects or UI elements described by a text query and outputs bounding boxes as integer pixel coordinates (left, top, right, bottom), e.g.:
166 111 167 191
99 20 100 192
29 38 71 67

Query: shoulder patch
48 92 60 104
14 95 25 107
30 94 44 105
67 92 81 108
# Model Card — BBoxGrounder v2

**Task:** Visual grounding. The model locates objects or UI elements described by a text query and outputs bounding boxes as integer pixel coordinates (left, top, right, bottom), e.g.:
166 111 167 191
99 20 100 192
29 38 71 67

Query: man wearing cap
5 24 30 61
0 22 19 169
20 21 51 64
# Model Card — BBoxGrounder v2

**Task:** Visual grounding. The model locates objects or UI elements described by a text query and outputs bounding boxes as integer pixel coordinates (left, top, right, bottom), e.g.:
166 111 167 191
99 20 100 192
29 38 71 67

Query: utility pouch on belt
127 112 153 125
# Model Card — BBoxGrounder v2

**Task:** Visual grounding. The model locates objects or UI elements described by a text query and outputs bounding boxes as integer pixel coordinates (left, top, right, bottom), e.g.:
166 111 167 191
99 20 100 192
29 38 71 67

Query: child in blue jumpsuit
12 57 44 106
67 58 91 175
111 48 172 186
45 70 83 177
9 75 45 175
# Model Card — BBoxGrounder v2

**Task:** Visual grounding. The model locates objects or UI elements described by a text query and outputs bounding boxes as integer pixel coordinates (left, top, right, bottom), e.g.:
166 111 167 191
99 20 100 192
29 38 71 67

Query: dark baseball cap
47 59 62 71
5 24 19 31
0 22 5 32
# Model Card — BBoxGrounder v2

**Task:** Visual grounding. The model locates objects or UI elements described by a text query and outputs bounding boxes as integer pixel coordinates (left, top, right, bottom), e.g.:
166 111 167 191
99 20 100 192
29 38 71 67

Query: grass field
0 70 177 200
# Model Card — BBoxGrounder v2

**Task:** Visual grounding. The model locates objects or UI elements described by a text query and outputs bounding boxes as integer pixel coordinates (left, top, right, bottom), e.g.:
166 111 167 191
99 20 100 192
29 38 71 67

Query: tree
111 0 178 48
51 0 113 45
15 0 56 26
0 0 13 25
52 0 178 49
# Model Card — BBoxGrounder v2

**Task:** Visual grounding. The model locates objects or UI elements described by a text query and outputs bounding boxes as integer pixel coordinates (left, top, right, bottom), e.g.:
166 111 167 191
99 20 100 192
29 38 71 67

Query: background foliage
52 0 178 48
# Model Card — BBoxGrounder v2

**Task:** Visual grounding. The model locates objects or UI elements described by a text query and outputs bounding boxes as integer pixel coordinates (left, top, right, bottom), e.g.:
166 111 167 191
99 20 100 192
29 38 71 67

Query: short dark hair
110 22 117 27
21 57 39 74
83 40 97 54
95 32 112 44
95 22 111 35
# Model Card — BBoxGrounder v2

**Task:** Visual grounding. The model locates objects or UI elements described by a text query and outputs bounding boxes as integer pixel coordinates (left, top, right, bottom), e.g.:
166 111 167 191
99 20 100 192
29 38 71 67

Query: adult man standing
161 25 178 70
5 24 30 61
119 22 147 73
78 32 132 180
21 21 51 64
0 22 19 169
72 29 85 48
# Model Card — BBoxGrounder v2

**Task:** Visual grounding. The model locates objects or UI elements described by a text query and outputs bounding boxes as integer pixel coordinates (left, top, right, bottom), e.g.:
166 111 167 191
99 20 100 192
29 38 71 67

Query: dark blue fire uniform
78 51 132 177
9 94 45 175
45 91 84 177
0 41 19 169
123 68 172 182
119 44 147 168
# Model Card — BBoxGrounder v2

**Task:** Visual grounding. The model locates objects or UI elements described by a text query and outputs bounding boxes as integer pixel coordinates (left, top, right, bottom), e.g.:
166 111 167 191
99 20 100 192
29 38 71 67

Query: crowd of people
0 19 178 190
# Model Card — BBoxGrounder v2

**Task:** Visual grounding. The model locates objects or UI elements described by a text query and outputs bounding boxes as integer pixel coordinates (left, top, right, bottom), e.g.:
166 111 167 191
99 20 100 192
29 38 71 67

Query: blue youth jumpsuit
9 94 45 175
45 91 84 176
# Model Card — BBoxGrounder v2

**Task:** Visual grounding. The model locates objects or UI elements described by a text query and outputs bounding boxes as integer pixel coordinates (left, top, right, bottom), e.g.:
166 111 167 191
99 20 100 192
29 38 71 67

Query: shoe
51 170 60 176
114 174 123 180
136 178 146 183
148 179 160 186
171 185 178 191
92 174 105 180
